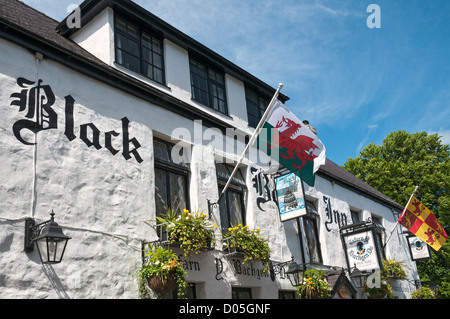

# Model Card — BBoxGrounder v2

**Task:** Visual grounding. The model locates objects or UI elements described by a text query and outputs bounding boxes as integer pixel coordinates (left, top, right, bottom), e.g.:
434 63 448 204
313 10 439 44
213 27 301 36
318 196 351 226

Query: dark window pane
152 38 162 54
219 191 229 231
155 169 168 217
128 40 139 57
153 53 162 68
169 173 187 214
154 140 170 162
154 68 163 84
128 55 140 73
228 191 244 226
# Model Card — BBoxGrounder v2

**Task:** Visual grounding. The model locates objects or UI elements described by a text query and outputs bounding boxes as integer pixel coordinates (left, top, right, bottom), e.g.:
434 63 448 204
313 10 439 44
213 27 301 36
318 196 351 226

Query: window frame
245 86 270 128
232 287 252 299
303 200 323 264
371 215 386 259
216 163 246 231
154 138 190 217
189 57 228 114
114 15 165 85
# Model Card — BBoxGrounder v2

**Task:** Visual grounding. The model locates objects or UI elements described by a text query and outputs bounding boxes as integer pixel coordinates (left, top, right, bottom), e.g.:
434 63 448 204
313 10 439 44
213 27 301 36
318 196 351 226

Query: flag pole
214 83 284 205
384 185 419 247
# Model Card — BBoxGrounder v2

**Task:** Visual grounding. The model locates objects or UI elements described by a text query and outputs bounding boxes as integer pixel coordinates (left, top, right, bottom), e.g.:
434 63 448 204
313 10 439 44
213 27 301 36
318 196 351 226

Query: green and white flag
258 100 326 186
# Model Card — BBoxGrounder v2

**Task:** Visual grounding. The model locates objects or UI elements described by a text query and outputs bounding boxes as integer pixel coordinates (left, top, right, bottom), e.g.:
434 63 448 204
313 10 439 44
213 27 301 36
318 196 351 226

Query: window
279 290 296 299
115 15 165 84
303 200 323 264
154 139 190 217
190 58 227 114
216 163 246 231
232 287 252 299
350 209 360 224
371 215 386 259
169 283 196 299
245 87 269 128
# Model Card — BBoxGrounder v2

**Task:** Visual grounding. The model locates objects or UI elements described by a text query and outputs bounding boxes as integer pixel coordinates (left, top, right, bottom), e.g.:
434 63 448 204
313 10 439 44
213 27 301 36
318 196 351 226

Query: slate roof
0 0 403 212
0 0 105 66
318 159 403 210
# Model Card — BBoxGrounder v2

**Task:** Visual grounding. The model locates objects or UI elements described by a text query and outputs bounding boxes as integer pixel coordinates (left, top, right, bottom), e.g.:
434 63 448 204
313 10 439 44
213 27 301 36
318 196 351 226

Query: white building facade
0 0 419 299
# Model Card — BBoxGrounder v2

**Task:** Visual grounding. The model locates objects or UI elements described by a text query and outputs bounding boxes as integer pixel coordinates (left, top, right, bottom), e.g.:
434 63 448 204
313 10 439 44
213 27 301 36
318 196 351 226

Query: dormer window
114 15 165 84
189 57 228 114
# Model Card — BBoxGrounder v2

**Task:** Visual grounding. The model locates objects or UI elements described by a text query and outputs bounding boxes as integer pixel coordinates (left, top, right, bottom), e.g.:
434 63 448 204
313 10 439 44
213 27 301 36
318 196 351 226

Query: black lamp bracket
24 212 55 252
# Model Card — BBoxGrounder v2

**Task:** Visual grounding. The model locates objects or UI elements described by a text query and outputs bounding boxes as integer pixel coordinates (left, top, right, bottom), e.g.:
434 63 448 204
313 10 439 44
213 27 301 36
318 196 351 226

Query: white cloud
357 124 378 152
428 129 450 146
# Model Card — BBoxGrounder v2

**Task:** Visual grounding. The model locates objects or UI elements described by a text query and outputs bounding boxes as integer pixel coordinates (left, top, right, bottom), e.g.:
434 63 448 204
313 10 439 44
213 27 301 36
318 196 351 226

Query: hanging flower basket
296 269 332 299
137 245 188 299
155 209 216 256
367 292 386 299
222 224 271 274
147 274 178 293
363 282 392 299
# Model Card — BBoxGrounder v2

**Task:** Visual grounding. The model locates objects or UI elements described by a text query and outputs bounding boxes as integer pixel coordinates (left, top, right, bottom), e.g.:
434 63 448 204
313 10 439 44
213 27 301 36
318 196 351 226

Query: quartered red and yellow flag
398 196 448 251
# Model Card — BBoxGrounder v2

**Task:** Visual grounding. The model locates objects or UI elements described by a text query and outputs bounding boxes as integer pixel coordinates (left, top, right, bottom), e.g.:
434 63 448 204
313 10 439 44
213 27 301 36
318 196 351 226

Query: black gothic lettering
121 117 143 163
324 196 348 232
80 123 102 150
9 77 144 164
10 78 57 145
105 130 120 155
64 95 76 141
251 167 277 211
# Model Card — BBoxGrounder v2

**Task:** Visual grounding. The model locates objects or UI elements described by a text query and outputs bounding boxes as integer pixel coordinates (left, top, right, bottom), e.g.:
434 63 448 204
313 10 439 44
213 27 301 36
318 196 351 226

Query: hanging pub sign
340 223 383 272
407 236 432 261
274 173 307 222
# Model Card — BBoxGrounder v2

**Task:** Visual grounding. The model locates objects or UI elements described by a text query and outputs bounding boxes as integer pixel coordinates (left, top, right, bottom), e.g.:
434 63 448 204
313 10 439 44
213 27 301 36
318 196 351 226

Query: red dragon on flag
267 116 319 172
258 100 326 187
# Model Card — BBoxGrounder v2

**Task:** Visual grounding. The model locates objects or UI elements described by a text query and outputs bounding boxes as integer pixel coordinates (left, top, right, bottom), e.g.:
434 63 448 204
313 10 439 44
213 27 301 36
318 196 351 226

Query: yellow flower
228 228 232 232
256 228 260 232
230 244 234 248
238 224 242 227
183 209 189 214
213 223 218 229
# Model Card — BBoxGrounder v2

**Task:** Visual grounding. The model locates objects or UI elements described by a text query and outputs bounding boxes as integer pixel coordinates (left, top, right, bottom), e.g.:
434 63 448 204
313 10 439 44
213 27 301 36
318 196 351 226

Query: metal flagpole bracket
207 199 219 219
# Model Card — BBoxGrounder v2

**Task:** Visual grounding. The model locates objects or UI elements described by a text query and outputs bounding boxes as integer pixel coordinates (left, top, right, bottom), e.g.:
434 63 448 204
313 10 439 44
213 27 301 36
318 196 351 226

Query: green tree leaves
343 130 450 298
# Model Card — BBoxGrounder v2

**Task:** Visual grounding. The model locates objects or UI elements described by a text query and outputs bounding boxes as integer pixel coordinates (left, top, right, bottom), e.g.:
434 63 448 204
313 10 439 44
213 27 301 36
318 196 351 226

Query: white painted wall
0 35 419 299
71 8 115 66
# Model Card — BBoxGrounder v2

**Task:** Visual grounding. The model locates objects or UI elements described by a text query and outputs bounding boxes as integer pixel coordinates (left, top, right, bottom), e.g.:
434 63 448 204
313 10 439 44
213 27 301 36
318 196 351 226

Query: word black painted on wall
9 77 143 163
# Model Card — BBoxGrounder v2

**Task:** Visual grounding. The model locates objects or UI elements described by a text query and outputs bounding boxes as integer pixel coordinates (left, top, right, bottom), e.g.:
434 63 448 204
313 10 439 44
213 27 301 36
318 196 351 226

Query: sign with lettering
343 229 381 271
407 236 432 261
323 196 348 232
251 167 277 211
9 77 143 163
274 173 307 221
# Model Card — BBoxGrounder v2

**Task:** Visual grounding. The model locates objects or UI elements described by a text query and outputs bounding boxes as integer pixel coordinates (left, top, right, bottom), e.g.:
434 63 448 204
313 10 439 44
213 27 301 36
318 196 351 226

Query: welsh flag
398 196 448 251
257 100 326 186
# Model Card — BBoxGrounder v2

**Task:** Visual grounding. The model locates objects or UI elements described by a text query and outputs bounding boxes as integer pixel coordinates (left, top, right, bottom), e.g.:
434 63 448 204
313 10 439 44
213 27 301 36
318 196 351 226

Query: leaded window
154 139 190 217
303 200 323 264
216 163 246 231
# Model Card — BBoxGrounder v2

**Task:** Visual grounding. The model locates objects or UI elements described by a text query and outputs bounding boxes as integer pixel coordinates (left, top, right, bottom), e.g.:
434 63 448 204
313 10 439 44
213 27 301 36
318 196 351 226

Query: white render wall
0 31 419 299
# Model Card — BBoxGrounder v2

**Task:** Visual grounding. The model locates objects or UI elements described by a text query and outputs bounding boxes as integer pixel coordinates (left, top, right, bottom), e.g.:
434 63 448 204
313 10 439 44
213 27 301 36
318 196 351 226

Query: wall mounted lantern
285 257 306 287
349 263 370 288
24 211 71 264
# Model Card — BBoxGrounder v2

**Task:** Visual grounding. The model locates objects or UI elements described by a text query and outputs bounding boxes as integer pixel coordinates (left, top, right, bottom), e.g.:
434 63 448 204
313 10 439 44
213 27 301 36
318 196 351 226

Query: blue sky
22 0 450 166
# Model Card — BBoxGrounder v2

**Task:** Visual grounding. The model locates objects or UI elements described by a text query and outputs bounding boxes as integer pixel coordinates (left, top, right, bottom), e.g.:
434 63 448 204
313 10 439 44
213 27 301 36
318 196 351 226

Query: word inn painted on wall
9 78 143 163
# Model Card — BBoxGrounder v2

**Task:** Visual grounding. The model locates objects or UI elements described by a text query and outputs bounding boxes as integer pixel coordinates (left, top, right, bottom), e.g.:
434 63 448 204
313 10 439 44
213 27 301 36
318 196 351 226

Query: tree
343 130 450 298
